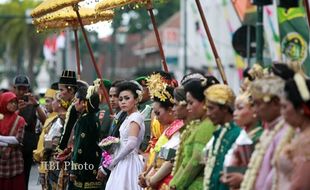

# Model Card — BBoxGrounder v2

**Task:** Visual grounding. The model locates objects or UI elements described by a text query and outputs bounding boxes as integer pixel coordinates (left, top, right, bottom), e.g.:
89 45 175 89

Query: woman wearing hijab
0 92 26 190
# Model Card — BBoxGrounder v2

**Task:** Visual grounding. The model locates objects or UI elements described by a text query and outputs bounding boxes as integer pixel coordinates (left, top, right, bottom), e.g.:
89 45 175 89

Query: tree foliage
111 0 180 33
0 0 46 84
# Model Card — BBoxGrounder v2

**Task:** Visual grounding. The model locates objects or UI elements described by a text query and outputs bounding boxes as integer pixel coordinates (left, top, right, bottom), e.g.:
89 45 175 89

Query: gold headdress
204 84 235 109
146 73 174 103
44 88 57 99
250 75 284 102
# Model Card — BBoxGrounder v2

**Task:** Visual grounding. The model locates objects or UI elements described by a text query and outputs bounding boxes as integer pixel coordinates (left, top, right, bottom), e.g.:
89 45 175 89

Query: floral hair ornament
250 75 285 103
294 73 310 101
86 78 101 99
129 80 143 102
236 91 253 106
147 73 174 104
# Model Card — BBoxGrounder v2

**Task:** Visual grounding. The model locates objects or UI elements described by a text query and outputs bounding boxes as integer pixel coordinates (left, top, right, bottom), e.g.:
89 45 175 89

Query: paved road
29 164 41 190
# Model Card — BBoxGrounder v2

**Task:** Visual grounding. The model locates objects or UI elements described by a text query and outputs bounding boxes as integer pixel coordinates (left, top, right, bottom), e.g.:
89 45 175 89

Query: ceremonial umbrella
31 0 115 114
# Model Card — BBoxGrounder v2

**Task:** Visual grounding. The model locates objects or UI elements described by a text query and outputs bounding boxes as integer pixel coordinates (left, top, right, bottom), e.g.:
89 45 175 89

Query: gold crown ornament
146 73 174 104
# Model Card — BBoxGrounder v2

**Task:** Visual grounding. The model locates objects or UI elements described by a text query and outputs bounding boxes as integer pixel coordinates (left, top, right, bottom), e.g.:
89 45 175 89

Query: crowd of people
0 62 309 190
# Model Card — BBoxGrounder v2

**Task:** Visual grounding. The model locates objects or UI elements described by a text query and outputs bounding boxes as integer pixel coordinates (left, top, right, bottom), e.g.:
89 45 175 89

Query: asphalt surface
29 164 41 190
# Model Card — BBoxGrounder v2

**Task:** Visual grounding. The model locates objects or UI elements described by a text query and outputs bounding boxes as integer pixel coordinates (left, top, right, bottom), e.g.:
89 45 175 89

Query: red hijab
0 92 26 135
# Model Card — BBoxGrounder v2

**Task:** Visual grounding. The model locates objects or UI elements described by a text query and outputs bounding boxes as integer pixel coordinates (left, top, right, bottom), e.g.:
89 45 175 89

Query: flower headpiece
86 79 101 100
242 64 264 92
146 73 174 104
294 73 310 101
236 91 253 106
250 75 284 102
129 80 143 102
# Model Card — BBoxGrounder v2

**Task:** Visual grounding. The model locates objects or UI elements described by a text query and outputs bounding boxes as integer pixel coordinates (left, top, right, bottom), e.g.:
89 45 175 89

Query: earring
253 113 257 118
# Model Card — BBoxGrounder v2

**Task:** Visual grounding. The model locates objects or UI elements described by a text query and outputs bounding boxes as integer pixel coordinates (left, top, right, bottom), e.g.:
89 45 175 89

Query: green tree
111 1 180 33
0 0 46 86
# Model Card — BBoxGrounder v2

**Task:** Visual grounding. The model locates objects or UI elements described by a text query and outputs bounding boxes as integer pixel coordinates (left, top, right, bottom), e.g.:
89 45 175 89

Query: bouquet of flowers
98 136 120 168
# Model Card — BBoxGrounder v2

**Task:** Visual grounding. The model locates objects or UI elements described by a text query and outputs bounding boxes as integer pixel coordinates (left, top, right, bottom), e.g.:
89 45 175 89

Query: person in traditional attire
270 64 310 190
0 92 26 190
33 88 58 190
138 74 183 189
57 73 90 190
220 91 263 189
46 92 69 189
141 72 177 172
97 80 127 189
69 85 102 190
240 75 289 190
169 74 219 190
57 71 79 151
97 79 112 140
107 80 127 138
136 76 153 152
203 84 241 190
105 81 145 190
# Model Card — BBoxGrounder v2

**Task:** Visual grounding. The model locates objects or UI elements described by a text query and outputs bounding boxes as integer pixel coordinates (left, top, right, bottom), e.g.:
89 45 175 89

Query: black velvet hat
59 70 77 86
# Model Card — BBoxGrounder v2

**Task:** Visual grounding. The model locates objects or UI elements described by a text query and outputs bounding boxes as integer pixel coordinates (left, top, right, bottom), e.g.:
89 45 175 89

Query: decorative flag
277 7 310 75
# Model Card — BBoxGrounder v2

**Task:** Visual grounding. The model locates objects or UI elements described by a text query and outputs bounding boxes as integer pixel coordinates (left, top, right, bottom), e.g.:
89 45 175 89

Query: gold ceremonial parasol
34 7 114 30
95 0 138 11
31 0 114 114
31 0 83 18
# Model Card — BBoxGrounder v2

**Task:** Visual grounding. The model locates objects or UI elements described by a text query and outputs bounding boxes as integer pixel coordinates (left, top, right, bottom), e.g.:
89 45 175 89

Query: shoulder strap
9 116 21 136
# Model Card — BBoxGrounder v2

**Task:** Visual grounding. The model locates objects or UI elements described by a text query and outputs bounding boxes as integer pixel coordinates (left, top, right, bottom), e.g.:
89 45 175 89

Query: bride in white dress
105 81 145 190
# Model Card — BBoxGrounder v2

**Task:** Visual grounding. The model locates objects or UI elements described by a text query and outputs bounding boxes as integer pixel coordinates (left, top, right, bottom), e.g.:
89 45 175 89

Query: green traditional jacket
72 112 102 190
206 122 241 190
170 118 215 190
139 99 153 151
98 103 112 140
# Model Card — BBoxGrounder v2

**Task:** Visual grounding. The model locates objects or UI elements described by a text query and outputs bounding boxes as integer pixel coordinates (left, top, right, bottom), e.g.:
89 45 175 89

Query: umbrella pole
146 2 169 72
73 5 113 114
73 29 81 80
304 0 310 28
194 0 228 84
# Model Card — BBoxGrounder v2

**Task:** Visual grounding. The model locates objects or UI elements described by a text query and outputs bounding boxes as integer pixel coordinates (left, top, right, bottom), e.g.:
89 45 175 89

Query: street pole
256 5 264 66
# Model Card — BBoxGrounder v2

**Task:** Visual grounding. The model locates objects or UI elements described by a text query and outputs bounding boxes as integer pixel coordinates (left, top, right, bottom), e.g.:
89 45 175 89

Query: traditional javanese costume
240 76 289 190
146 119 184 189
71 86 102 190
203 84 241 190
170 119 215 190
33 88 58 189
0 92 26 190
